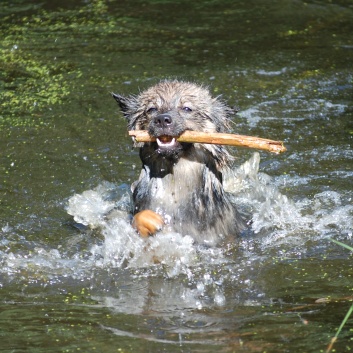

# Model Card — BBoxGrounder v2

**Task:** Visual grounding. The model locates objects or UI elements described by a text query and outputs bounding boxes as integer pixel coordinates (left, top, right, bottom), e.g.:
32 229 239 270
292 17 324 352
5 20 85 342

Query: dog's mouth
156 135 178 149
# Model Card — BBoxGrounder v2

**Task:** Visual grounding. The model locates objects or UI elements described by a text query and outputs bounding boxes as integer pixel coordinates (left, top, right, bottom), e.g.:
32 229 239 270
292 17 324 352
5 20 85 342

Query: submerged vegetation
0 46 77 125
0 0 118 127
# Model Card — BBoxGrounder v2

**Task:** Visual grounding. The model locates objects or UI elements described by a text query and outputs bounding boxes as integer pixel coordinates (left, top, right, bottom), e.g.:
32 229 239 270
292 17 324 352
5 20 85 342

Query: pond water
1 0 353 352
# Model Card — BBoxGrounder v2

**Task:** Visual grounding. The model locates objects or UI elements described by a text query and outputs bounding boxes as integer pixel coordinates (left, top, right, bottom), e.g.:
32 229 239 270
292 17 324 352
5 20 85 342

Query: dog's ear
112 93 130 113
112 93 141 130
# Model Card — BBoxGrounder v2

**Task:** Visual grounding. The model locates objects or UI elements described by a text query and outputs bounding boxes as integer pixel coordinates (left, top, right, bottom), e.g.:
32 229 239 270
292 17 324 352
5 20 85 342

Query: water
1 0 353 352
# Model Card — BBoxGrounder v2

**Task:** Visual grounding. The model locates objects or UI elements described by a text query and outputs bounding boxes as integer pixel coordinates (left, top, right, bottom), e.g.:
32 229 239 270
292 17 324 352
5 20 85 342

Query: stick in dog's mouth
129 130 287 154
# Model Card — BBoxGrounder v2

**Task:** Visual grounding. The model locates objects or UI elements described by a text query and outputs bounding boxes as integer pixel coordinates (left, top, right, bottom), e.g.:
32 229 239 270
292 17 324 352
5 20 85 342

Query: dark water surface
1 0 353 352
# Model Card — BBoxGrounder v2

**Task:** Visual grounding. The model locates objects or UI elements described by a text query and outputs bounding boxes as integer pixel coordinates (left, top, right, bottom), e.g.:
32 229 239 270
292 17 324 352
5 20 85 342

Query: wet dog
113 80 246 245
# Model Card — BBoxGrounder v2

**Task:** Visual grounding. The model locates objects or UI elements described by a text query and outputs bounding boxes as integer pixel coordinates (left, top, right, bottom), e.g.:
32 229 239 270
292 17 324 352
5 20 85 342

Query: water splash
63 152 352 273
226 153 353 249
2 153 351 287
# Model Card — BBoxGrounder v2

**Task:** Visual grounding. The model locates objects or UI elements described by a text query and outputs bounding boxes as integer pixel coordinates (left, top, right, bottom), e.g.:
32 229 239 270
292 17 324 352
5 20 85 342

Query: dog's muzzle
149 113 185 153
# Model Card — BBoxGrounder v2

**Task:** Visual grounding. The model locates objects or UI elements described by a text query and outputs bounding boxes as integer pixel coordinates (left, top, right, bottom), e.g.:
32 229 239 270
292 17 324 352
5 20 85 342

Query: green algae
0 0 119 128
0 46 77 126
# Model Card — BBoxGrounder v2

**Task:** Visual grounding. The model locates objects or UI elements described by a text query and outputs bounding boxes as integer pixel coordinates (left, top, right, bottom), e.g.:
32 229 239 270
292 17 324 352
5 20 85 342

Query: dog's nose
154 114 172 128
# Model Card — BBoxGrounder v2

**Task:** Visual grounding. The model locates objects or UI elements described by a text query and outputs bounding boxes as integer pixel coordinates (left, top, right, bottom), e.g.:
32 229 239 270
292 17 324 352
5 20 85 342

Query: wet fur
113 80 246 245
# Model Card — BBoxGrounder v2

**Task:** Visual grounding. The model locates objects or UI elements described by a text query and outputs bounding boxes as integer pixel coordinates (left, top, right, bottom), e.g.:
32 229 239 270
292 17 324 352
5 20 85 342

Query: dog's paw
132 210 164 237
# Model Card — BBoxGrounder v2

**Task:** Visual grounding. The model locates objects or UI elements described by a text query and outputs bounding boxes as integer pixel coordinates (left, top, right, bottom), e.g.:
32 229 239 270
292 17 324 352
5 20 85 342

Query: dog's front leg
132 210 164 237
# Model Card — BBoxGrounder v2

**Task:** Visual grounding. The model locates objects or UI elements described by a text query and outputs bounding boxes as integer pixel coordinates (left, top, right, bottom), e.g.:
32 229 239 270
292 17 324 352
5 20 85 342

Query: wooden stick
129 130 287 154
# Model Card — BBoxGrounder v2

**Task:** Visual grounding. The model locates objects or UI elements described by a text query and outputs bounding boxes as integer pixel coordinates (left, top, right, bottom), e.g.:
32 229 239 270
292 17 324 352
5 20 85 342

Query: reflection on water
0 0 353 352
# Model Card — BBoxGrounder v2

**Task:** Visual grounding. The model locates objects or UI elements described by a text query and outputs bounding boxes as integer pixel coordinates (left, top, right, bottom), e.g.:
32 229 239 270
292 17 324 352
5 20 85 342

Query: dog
112 80 246 245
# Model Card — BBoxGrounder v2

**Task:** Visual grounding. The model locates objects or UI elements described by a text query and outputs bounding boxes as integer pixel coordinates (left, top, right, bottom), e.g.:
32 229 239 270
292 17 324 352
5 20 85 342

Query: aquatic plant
326 239 353 353
0 46 75 125
0 0 116 127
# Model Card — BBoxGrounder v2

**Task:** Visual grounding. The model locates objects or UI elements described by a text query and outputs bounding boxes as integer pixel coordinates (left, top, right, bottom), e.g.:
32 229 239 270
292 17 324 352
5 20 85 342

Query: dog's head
113 80 234 165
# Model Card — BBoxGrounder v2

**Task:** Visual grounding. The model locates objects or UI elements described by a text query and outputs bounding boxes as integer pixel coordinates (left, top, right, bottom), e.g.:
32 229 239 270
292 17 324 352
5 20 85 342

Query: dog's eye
147 107 158 114
182 106 192 112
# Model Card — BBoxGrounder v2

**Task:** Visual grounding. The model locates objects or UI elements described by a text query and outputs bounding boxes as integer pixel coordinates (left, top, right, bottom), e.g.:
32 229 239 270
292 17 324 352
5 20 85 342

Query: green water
1 0 353 352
